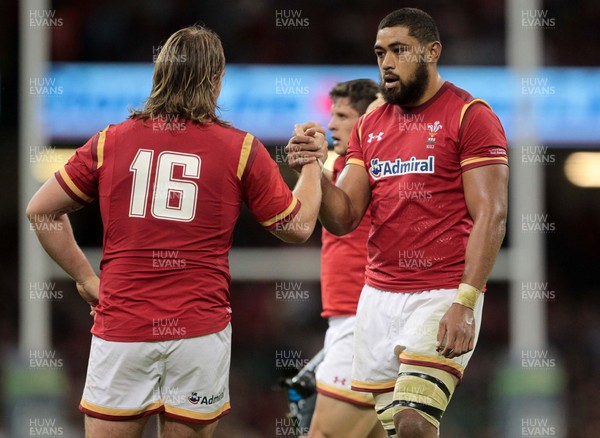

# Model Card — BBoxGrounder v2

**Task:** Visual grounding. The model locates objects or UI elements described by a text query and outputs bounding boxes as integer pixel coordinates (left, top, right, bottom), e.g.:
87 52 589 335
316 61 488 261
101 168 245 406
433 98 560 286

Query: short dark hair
378 8 440 45
329 79 379 116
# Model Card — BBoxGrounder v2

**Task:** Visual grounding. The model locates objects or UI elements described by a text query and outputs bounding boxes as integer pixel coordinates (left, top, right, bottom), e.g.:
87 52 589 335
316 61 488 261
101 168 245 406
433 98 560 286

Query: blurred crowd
46 0 598 66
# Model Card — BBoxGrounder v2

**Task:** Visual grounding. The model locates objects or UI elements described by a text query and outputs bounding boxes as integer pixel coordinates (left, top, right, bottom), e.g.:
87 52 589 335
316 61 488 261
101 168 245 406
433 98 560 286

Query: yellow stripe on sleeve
97 127 108 169
459 98 491 129
237 133 254 180
460 156 508 167
260 197 298 228
347 158 365 167
59 167 93 203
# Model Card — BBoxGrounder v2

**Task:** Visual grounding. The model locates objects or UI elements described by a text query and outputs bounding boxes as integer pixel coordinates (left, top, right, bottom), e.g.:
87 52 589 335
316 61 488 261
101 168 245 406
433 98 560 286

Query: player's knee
394 409 434 437
374 392 398 438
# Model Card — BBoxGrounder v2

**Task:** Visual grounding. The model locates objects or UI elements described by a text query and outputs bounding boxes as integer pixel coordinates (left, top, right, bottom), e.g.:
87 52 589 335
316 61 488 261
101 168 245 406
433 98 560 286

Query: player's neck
404 73 445 108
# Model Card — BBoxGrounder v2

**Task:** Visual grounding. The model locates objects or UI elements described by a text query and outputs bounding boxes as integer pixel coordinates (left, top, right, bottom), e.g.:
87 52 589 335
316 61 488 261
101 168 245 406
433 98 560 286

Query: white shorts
315 316 374 407
351 285 484 393
80 324 231 423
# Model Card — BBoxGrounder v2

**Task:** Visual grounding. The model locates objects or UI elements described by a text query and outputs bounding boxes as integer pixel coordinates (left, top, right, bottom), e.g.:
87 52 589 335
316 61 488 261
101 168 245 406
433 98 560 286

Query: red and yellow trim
89 127 108 172
317 381 374 407
57 167 93 204
346 158 365 167
260 197 299 229
459 98 491 129
460 156 508 168
96 127 107 169
237 133 254 180
164 402 231 424
351 379 396 394
79 399 163 420
399 352 465 381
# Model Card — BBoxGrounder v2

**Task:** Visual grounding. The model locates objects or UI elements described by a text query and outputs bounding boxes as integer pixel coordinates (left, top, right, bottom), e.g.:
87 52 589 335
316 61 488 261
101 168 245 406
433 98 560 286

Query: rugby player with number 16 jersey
27 25 324 438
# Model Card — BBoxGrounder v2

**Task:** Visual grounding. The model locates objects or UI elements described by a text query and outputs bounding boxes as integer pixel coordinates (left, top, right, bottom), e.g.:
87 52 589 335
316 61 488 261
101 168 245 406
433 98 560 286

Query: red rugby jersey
320 156 371 317
346 82 508 293
56 118 300 341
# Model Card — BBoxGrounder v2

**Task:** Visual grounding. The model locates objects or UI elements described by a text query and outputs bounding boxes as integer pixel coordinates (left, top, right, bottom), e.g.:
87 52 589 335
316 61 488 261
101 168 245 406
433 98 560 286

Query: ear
427 41 442 63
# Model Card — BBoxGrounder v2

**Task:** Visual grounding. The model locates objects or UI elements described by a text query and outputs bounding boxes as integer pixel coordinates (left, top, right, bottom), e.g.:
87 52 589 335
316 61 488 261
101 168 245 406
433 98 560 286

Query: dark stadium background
1 0 599 437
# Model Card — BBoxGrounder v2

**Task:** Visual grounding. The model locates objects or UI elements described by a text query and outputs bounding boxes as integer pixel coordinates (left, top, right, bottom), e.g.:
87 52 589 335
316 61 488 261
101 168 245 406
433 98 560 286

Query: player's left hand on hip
436 303 476 359
76 275 100 311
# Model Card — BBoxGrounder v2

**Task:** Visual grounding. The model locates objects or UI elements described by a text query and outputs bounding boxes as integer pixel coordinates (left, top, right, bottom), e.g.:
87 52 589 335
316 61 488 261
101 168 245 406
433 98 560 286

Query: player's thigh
352 286 408 393
80 336 163 421
161 325 232 423
309 394 380 438
392 290 483 431
316 316 374 407
158 415 219 438
393 362 459 431
85 414 150 438
398 289 484 371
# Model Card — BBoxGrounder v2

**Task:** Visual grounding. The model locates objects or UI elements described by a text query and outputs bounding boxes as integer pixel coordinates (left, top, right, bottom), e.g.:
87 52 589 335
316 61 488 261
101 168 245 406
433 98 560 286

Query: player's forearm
461 207 507 290
318 175 358 236
28 213 96 283
279 161 322 243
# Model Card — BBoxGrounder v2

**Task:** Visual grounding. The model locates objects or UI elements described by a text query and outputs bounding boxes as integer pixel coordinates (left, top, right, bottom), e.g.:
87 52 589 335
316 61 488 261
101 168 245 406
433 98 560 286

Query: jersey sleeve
238 134 300 231
345 116 366 168
54 127 108 205
458 101 508 173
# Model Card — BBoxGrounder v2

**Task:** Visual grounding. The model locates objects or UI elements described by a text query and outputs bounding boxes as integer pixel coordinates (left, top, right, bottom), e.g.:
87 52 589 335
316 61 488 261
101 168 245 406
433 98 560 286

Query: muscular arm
26 177 99 305
461 164 509 288
318 164 371 236
285 125 371 236
437 164 508 358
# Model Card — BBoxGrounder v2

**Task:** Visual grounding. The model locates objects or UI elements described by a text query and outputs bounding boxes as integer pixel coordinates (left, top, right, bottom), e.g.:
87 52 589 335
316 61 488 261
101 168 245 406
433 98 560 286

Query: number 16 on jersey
129 149 201 222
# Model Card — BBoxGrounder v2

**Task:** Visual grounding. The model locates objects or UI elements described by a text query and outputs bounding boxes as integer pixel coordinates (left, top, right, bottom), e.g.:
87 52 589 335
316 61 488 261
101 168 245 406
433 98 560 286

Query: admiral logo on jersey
369 156 435 180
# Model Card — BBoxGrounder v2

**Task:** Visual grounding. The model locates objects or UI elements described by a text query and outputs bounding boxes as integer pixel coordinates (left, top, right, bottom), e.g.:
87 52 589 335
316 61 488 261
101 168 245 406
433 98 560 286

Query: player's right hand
76 275 100 316
286 125 328 172
293 121 326 137
436 303 476 359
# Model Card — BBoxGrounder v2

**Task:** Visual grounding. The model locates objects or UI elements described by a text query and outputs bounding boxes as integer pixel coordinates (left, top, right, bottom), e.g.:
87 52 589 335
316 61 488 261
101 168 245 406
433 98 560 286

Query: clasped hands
285 122 329 171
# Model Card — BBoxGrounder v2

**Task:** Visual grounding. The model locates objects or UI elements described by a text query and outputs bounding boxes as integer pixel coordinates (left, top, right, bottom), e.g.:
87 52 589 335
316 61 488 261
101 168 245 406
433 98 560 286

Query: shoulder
208 122 248 138
362 102 391 125
443 82 475 104
200 123 259 147
440 82 500 129
356 103 393 141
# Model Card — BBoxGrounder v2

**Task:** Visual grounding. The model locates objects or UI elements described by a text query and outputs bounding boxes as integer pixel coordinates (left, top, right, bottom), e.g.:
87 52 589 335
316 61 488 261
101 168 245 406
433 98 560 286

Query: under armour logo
333 376 347 385
367 131 384 143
